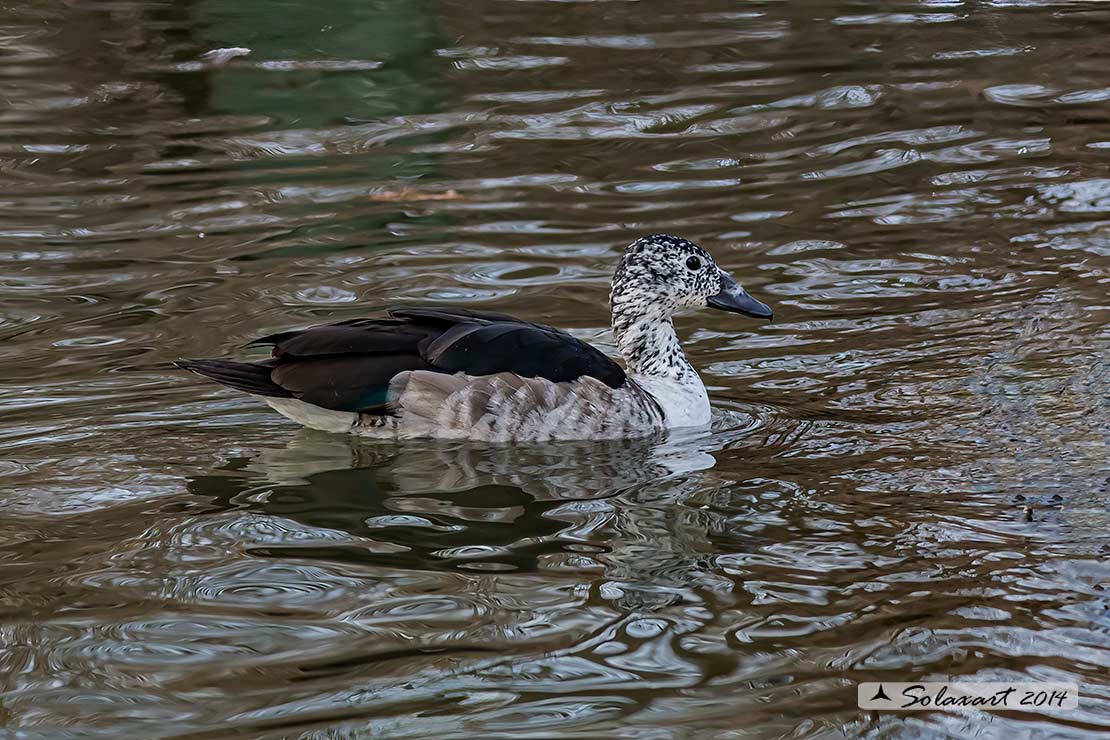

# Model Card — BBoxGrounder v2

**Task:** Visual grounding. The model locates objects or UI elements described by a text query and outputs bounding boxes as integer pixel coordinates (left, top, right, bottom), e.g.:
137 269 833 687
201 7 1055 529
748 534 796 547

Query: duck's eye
685 256 702 271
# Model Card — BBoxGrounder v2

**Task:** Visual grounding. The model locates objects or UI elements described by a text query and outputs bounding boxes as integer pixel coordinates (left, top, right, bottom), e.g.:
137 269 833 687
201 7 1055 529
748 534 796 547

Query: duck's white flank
263 397 357 434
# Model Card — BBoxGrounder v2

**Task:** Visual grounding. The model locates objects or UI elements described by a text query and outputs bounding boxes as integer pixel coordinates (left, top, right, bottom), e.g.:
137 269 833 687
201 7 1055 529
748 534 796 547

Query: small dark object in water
1022 505 1034 522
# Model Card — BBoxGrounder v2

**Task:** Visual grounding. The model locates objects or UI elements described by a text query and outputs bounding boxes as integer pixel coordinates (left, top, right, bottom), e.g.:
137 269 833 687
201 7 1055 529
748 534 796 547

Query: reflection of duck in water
187 429 719 574
178 235 771 441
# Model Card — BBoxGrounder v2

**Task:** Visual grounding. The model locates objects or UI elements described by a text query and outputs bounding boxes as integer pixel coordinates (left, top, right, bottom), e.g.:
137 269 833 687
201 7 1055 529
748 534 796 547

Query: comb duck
177 234 772 441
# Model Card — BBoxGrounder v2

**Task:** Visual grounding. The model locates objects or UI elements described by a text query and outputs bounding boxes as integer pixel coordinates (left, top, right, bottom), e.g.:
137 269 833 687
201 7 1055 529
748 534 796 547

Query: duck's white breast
630 374 711 428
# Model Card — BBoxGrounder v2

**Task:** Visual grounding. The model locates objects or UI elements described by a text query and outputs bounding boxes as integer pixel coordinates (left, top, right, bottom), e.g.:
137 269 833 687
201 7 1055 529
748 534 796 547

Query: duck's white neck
610 298 711 428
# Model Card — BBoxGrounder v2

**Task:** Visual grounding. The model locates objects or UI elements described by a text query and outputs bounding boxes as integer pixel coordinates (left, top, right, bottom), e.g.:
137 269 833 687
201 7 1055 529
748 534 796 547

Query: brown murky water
1 0 1108 737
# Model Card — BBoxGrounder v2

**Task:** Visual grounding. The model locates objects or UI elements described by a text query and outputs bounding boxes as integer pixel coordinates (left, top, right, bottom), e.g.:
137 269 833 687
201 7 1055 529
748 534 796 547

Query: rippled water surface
1 0 1108 737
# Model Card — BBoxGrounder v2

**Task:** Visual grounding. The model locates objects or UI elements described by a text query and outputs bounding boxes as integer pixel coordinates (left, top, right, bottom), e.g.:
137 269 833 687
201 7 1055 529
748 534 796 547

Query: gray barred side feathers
376 370 663 442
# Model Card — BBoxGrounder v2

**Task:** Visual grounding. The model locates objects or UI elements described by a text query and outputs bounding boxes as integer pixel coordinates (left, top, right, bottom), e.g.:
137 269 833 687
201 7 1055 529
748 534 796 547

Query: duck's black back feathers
179 307 626 414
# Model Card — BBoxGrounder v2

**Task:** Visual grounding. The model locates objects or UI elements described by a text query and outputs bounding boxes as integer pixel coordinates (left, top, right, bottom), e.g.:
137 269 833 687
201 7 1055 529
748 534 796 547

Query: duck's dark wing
178 307 625 414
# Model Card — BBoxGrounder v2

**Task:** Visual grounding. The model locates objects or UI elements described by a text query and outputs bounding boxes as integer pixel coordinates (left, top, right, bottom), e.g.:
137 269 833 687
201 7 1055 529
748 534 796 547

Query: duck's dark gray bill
707 273 773 320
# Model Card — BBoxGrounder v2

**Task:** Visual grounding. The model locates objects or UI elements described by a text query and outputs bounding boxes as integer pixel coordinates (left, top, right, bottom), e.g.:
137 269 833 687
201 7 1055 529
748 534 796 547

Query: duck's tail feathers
175 359 292 398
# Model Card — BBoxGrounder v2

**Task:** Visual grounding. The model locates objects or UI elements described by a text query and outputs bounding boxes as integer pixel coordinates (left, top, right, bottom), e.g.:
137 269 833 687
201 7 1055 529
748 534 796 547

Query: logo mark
869 685 892 702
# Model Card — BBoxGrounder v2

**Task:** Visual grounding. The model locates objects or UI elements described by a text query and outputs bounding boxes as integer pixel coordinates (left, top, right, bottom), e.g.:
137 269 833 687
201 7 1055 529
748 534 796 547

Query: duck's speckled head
611 234 772 320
